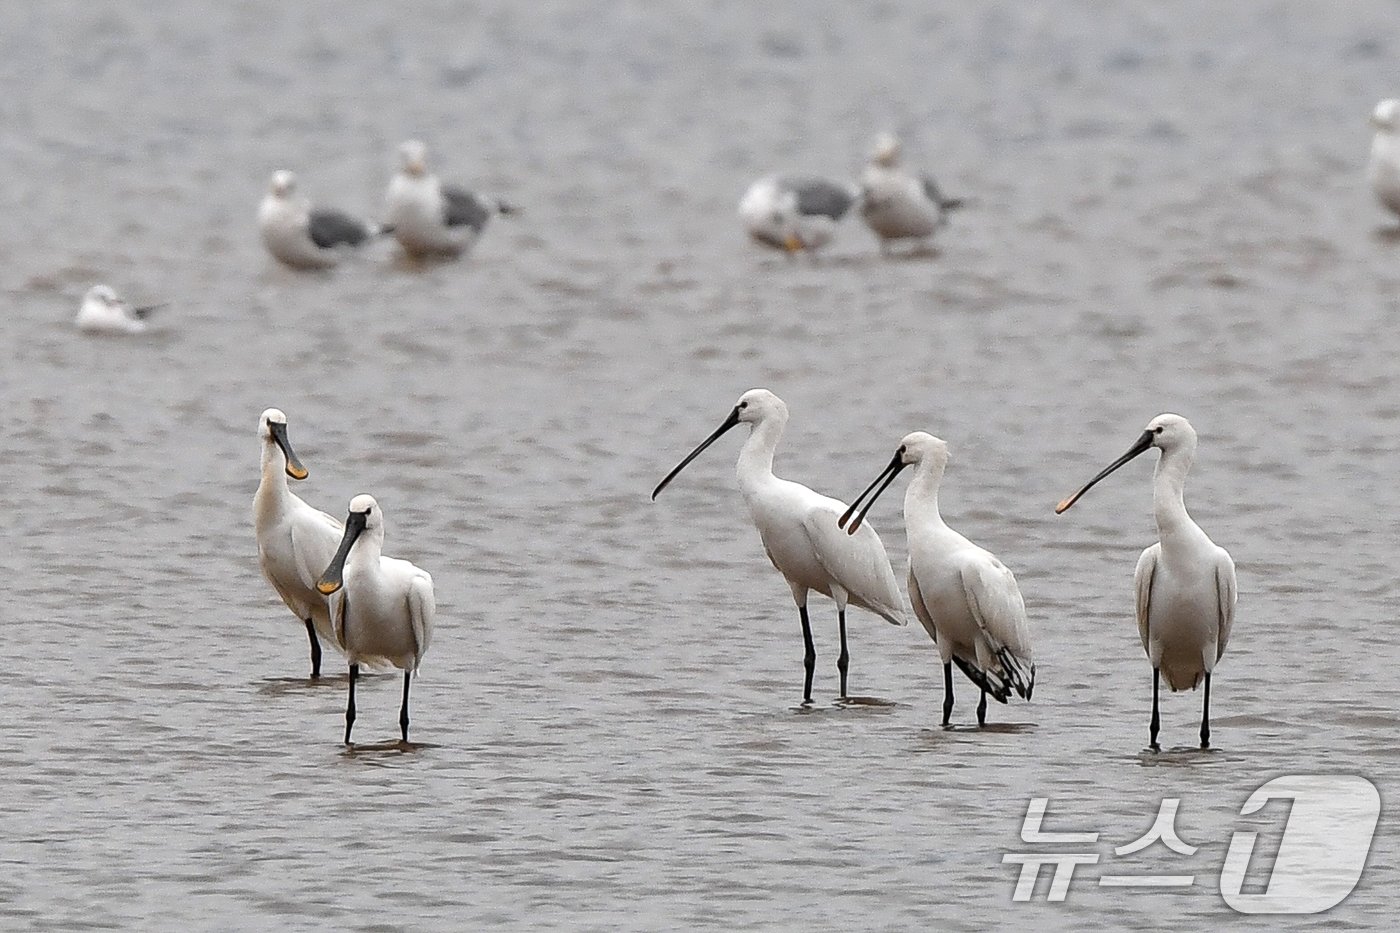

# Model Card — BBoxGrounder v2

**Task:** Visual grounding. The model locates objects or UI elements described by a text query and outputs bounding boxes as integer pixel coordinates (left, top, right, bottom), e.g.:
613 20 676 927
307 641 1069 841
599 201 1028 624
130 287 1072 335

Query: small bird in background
859 133 963 254
75 284 165 335
1368 99 1400 224
738 175 859 255
384 140 516 260
257 170 389 270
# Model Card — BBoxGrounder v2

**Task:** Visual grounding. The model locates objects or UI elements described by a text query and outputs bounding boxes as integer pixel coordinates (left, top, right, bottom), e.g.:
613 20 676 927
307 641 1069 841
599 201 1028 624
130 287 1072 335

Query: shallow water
3 1 1399 928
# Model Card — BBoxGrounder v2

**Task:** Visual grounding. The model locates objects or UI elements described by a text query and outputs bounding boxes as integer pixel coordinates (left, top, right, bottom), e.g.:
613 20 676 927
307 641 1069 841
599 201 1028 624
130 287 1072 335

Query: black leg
344 663 359 746
977 688 987 726
1149 668 1161 752
1200 672 1211 749
799 606 816 704
400 670 412 743
942 661 954 726
836 608 850 699
305 619 322 679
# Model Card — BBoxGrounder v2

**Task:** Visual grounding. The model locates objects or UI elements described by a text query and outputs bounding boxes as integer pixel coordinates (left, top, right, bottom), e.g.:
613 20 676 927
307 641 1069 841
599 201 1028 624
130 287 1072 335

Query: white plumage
1369 99 1400 220
318 494 435 744
75 284 160 335
842 432 1034 725
738 175 858 254
257 170 384 270
384 139 511 259
858 133 961 252
653 389 906 703
1057 413 1237 750
251 408 343 678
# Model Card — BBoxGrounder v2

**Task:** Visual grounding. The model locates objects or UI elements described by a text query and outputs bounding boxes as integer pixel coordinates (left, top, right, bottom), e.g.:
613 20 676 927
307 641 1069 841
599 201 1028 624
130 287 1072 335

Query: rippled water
3 1 1399 929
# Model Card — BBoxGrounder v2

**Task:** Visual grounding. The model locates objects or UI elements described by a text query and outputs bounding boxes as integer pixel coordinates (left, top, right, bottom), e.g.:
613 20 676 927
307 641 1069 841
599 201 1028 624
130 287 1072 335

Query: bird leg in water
977 688 987 726
836 609 850 698
344 663 359 745
942 662 954 726
1200 672 1211 749
400 671 412 743
305 619 322 679
798 606 816 704
1150 668 1161 752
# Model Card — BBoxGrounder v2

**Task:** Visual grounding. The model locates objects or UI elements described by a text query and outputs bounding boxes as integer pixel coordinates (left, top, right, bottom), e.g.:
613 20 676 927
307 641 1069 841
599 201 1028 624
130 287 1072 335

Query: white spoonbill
651 389 907 703
738 176 859 254
317 495 435 745
840 433 1034 726
385 140 515 259
858 134 963 254
1368 100 1400 221
252 408 343 678
75 284 164 335
1056 414 1236 751
258 170 389 270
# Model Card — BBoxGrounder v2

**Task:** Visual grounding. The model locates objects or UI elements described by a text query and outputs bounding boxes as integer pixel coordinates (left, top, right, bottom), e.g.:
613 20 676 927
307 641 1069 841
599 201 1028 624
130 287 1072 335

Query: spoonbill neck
260 440 291 493
1152 446 1197 536
735 414 786 497
903 457 948 528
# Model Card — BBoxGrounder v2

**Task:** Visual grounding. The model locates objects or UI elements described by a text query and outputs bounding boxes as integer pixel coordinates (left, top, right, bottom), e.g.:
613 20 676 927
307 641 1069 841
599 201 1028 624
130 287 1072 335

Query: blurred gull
75 285 164 335
1368 99 1400 221
738 175 858 254
384 140 515 259
859 133 962 253
258 170 388 270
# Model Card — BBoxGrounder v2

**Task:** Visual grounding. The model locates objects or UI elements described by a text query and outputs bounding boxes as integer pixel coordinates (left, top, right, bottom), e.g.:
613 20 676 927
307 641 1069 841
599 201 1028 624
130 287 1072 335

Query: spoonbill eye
1154 426 1164 435
738 401 748 409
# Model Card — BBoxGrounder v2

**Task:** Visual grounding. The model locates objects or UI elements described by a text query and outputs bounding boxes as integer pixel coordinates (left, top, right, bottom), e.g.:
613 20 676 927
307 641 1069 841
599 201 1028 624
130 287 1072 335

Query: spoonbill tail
859 134 963 254
252 409 343 678
318 495 435 745
738 176 858 254
1056 414 1236 751
840 433 1034 726
651 389 906 703
385 140 515 259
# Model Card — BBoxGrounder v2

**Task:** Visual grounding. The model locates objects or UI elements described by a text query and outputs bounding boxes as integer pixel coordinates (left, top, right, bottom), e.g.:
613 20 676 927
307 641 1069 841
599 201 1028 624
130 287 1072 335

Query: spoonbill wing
801 505 907 625
407 570 435 670
906 570 939 643
958 556 1035 699
1215 554 1237 660
1134 544 1160 655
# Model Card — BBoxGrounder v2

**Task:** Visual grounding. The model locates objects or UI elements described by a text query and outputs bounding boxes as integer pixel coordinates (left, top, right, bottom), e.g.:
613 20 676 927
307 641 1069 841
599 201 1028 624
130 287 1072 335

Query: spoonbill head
317 494 435 745
1055 413 1193 514
258 408 309 480
841 432 1035 726
1372 98 1400 131
651 388 786 499
1056 413 1236 751
253 408 343 678
653 389 906 703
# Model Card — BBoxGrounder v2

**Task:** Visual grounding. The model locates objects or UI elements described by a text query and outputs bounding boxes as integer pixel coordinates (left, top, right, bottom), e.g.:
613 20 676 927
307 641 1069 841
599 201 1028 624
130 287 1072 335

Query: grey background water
1 1 1397 928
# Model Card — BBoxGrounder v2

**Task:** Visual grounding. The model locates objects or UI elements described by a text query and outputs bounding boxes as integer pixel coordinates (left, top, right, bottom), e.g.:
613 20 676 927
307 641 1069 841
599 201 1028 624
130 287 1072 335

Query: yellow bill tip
316 581 340 595
286 464 309 480
1055 498 1072 514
